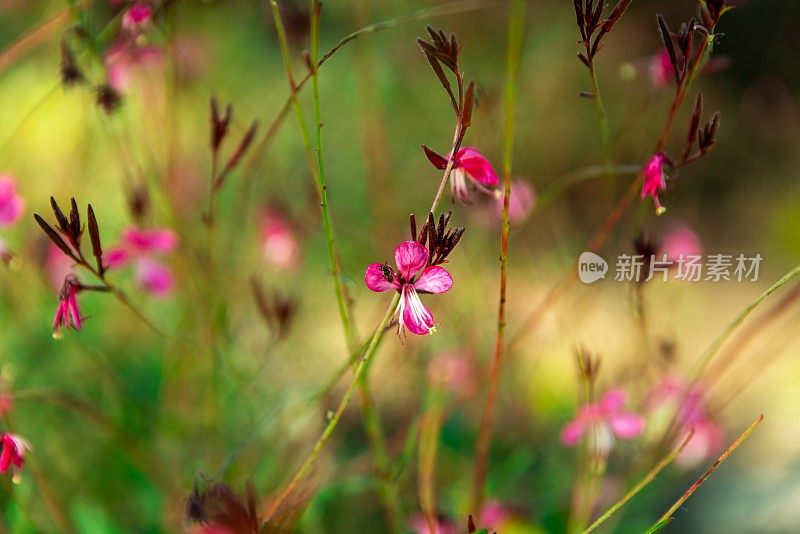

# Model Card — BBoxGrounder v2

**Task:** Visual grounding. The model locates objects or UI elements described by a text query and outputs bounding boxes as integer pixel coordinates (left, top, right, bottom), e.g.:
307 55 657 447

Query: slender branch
583 429 695 533
470 0 527 513
653 415 764 527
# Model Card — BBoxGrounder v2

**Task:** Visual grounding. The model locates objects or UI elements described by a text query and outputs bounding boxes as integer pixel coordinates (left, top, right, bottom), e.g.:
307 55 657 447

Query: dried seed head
96 84 122 114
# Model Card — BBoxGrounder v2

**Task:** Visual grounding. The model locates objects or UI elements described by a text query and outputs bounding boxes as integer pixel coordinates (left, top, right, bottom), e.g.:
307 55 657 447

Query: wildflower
365 240 453 336
0 175 24 227
640 153 670 215
561 389 645 456
53 275 83 339
448 147 499 204
105 42 163 93
659 223 702 263
477 500 511 530
107 226 179 297
122 2 153 33
649 49 675 89
423 146 499 204
495 179 536 223
261 210 301 270
0 433 29 475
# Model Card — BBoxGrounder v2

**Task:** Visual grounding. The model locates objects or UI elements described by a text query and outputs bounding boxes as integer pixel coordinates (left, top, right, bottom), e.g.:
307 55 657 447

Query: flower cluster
0 432 29 477
107 226 179 297
561 389 645 456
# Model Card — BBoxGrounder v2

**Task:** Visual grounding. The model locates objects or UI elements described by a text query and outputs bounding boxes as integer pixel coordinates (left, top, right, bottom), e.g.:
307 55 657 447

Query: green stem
261 294 399 523
588 62 614 188
651 415 764 529
470 0 526 513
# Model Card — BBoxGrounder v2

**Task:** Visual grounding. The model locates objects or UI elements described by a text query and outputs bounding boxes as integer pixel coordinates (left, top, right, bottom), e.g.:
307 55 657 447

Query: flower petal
394 240 429 281
455 147 499 186
365 263 397 292
123 227 179 254
401 286 435 335
609 413 645 439
136 259 174 297
414 266 453 294
560 418 587 447
105 247 131 269
600 389 627 413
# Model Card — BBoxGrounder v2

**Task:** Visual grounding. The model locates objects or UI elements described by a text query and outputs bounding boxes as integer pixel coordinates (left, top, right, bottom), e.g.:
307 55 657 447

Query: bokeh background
0 0 799 532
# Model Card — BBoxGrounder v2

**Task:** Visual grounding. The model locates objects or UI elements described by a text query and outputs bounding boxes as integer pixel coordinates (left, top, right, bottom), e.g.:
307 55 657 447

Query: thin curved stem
583 429 695 533
261 294 399 523
471 0 526 513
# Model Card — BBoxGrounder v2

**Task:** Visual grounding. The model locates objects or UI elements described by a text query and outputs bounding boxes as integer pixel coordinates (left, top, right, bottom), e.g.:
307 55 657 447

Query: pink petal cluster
107 226 179 297
647 376 725 468
641 153 669 215
0 433 29 475
561 389 645 455
408 514 458 534
53 275 83 339
649 49 675 89
122 2 152 32
261 210 301 270
0 175 24 227
659 223 702 263
105 42 163 93
365 241 452 336
447 147 499 205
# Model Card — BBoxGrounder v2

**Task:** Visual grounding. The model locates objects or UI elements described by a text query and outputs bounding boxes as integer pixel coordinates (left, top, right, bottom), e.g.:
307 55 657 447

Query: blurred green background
0 0 799 532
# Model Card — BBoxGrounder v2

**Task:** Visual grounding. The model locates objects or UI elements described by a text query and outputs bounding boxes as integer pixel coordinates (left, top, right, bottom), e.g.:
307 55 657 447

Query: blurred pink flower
495 179 536 223
107 226 179 297
649 49 674 89
659 223 702 262
409 513 458 534
478 500 511 530
122 2 152 32
447 147 499 204
0 433 29 475
647 376 725 468
561 389 645 455
105 42 163 93
261 210 301 270
47 242 77 290
365 240 452 336
0 175 24 227
427 350 478 398
641 153 669 215
53 275 83 338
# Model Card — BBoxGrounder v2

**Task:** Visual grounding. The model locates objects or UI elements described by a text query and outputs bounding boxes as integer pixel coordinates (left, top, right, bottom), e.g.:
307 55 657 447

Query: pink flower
0 175 24 227
427 350 477 398
53 275 83 339
365 241 453 336
640 153 670 215
0 433 29 475
649 49 675 89
659 223 702 263
107 226 178 297
561 389 645 455
647 376 725 468
261 210 301 270
478 500 511 530
105 42 163 93
448 147 499 204
122 2 152 32
495 179 536 223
